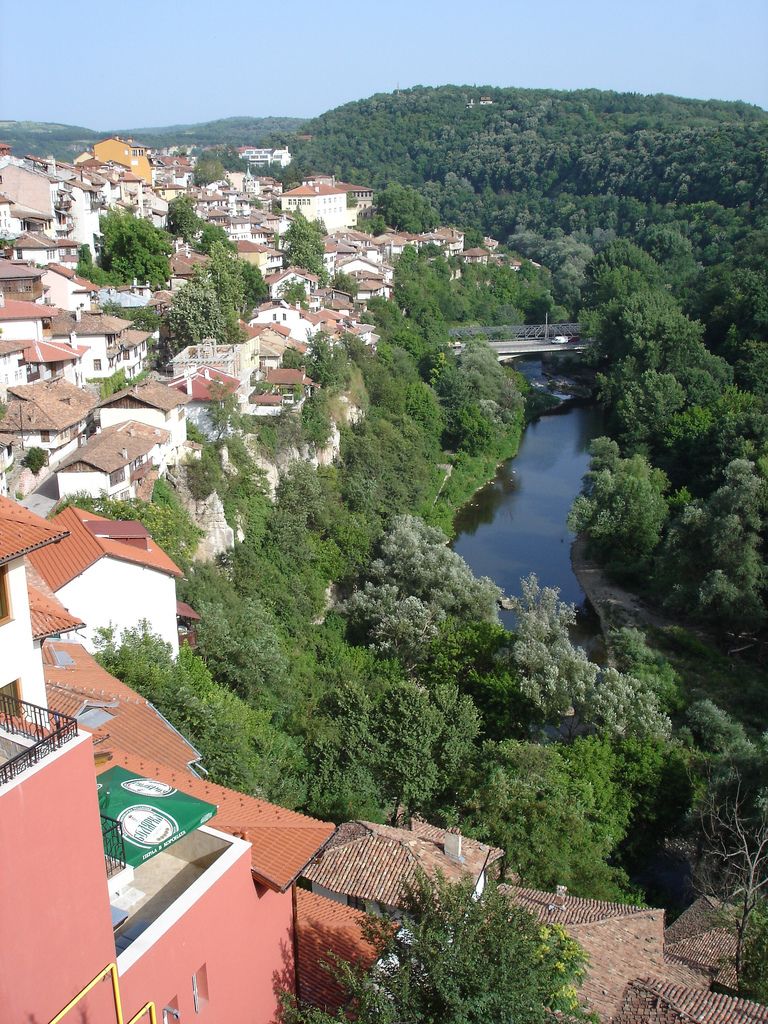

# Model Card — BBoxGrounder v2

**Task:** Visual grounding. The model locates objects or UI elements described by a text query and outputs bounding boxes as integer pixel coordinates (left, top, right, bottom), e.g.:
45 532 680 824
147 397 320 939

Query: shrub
22 447 46 474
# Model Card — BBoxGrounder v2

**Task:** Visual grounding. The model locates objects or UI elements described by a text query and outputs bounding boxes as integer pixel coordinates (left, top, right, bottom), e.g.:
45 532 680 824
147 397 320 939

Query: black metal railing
0 694 78 786
101 814 127 877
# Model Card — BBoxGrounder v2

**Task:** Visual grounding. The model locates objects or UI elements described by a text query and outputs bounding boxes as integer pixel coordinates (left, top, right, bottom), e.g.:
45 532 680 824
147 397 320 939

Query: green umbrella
98 765 217 868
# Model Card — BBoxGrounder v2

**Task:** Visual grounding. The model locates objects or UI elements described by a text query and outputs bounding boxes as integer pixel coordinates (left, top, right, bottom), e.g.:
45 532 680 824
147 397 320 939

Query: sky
1 0 767 128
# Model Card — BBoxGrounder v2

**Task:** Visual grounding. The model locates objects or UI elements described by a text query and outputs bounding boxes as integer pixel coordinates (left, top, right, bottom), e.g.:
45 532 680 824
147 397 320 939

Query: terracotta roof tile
303 819 503 909
0 496 70 565
43 641 201 773
58 420 169 474
98 749 335 891
100 377 190 412
666 930 738 989
50 310 131 337
26 563 84 639
296 888 376 1012
28 505 181 591
613 977 768 1024
22 340 82 364
0 299 59 321
665 897 723 944
1 377 97 432
500 885 708 1022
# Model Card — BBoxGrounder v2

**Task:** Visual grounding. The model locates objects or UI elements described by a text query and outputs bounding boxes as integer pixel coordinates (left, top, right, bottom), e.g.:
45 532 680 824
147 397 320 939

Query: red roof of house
295 888 377 1012
0 496 70 565
0 299 59 321
167 367 240 403
25 563 85 640
265 368 315 386
98 749 335 891
44 641 201 773
28 505 182 591
613 978 768 1024
283 184 346 197
22 340 82 364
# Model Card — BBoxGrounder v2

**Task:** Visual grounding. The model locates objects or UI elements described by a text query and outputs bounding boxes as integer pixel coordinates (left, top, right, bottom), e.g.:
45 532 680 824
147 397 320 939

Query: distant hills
0 116 306 160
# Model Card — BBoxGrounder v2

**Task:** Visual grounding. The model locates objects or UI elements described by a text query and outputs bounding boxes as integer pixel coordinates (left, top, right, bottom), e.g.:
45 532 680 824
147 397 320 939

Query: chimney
443 826 463 862
0 291 4 308
185 375 193 396
120 447 129 462
69 331 77 348
554 885 568 908
74 307 81 322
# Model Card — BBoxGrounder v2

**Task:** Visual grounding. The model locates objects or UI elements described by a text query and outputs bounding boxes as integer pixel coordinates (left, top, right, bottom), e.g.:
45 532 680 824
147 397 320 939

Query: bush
22 447 46 474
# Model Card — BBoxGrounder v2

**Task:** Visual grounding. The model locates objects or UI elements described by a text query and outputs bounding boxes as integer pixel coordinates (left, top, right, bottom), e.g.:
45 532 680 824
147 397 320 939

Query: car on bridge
553 335 569 344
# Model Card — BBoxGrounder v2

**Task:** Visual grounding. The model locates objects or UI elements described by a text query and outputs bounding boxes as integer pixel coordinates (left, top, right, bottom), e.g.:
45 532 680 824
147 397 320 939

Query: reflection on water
451 397 605 657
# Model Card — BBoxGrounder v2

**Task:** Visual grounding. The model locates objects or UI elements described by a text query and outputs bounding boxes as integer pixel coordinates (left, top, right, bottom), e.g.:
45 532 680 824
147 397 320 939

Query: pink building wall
0 733 117 1024
120 856 295 1024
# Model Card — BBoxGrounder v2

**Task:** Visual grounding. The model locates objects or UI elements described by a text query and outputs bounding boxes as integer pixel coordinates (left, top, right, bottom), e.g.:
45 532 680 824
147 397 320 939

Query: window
192 965 208 1013
109 467 126 486
0 566 11 624
162 998 180 1023
40 431 51 443
93 359 102 371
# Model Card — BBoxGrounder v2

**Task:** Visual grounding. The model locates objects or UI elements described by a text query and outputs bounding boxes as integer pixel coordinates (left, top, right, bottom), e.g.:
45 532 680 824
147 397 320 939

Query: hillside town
1 120 765 1024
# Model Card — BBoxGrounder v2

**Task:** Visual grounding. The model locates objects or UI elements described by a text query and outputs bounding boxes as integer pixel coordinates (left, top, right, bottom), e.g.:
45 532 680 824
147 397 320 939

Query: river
451 361 605 651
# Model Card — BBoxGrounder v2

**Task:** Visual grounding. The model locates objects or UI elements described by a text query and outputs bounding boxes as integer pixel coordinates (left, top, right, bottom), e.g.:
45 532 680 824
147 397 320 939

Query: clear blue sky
1 0 766 127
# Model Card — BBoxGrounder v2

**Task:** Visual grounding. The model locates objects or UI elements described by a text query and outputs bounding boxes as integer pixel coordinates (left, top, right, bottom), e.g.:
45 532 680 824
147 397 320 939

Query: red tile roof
28 505 181 591
295 888 376 1012
500 885 708 1022
613 978 768 1024
26 567 85 640
0 298 59 321
0 496 70 565
166 366 240 402
43 641 201 773
22 340 82 364
283 184 346 197
98 749 335 891
303 819 503 909
666 929 738 990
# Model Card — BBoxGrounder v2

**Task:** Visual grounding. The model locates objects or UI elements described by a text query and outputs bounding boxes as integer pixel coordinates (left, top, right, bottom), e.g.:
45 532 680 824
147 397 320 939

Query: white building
50 310 150 381
97 378 190 459
41 264 99 313
0 378 97 467
0 498 84 711
28 505 182 656
281 184 355 233
56 420 171 501
238 147 292 168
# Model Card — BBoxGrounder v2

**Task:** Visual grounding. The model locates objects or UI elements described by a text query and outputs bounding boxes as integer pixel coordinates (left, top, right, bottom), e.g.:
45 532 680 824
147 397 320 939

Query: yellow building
91 137 152 184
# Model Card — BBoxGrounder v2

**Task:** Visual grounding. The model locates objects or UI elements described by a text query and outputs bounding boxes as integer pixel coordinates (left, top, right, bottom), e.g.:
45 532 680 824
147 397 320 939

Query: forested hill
290 86 768 294
0 116 305 160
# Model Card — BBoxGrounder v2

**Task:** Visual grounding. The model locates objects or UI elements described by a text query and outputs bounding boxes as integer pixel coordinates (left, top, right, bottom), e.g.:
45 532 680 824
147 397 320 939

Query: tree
697 774 768 984
375 183 439 233
345 515 500 665
98 210 172 288
22 447 46 473
194 156 227 186
568 438 669 579
206 379 240 440
280 280 307 306
741 899 768 1003
282 873 592 1024
509 575 669 739
167 195 201 243
167 275 227 346
283 211 326 278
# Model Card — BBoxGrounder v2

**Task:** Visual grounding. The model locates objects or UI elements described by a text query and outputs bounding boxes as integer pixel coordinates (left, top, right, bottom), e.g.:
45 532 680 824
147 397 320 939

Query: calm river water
451 362 605 649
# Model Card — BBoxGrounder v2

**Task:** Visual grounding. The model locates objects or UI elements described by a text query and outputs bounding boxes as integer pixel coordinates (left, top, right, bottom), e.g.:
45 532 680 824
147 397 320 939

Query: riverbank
570 535 673 658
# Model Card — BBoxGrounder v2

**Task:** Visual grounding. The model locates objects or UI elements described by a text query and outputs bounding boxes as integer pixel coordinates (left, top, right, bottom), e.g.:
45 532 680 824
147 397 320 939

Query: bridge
449 323 589 357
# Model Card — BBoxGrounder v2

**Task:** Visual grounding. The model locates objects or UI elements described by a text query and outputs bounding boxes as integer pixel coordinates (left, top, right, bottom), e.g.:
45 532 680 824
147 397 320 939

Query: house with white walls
98 378 189 461
56 420 172 501
281 184 355 233
41 264 100 312
28 505 182 656
0 497 84 712
50 309 150 381
0 378 97 466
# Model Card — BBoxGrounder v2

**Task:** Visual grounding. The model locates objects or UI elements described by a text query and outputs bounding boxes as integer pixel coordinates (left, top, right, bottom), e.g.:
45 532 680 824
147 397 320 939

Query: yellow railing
48 962 157 1024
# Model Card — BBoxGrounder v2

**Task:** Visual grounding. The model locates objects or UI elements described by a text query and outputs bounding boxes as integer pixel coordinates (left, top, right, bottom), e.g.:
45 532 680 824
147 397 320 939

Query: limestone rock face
191 490 235 561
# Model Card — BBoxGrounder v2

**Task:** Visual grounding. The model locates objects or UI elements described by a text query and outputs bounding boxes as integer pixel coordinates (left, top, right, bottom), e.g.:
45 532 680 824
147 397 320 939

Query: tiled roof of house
0 298 59 321
44 263 99 290
665 898 723 944
98 749 335 891
22 340 83 365
0 338 27 356
666 929 738 989
500 884 708 1022
25 562 85 639
43 641 201 773
265 368 315 386
303 819 503 909
100 376 190 413
28 505 181 591
1 378 97 432
50 310 130 337
0 495 70 565
0 260 44 281
613 978 768 1024
295 888 376 1013
167 366 240 402
58 420 170 474
500 884 654 926
283 184 346 197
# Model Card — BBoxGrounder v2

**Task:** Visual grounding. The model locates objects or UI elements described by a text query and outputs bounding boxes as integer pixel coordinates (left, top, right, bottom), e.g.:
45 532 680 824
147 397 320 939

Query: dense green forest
289 85 768 307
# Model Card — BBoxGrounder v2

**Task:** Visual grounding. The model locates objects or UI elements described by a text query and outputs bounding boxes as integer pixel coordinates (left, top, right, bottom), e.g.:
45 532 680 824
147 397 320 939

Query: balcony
0 694 78 786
